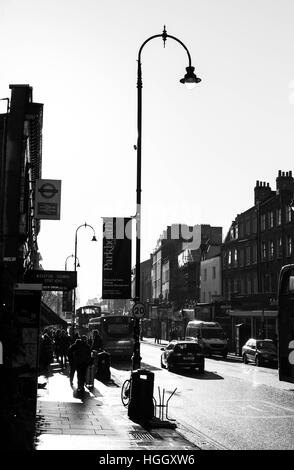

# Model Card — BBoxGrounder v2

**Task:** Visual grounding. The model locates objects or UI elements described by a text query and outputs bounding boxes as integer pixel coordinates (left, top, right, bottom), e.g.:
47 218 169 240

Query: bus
278 265 294 383
88 314 135 359
76 305 102 336
185 320 228 358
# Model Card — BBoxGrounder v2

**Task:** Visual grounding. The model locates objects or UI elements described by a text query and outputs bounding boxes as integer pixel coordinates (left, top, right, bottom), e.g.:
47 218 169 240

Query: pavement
34 357 199 451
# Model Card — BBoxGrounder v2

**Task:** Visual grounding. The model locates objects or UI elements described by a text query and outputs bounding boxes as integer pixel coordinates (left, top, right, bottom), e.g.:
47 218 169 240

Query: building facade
0 84 43 309
0 84 44 449
222 170 294 347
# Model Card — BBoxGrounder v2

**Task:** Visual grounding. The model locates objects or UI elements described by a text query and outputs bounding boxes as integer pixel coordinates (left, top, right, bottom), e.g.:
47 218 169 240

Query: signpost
35 179 61 220
132 302 146 318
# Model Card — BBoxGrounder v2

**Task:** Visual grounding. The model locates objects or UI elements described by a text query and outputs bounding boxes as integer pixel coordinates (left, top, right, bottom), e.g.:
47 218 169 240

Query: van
185 320 228 358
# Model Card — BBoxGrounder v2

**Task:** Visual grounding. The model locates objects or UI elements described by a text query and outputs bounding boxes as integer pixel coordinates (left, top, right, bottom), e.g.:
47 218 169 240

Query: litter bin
128 368 154 421
95 350 111 381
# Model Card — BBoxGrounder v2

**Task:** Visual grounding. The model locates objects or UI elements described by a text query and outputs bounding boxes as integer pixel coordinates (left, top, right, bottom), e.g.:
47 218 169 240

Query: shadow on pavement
110 358 161 372
171 369 224 380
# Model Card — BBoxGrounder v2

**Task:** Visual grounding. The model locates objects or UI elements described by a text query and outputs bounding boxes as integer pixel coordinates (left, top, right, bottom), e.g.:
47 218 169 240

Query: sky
1 0 294 307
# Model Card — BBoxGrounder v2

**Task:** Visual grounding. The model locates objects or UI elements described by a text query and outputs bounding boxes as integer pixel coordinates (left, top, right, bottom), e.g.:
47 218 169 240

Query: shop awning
40 301 68 327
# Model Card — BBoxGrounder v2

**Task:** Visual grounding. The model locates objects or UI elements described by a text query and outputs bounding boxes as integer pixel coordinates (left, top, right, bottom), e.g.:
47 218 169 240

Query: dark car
160 340 205 373
242 338 278 367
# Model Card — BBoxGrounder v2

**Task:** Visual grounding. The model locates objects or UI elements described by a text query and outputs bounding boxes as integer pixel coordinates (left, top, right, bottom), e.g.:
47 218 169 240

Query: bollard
128 368 154 421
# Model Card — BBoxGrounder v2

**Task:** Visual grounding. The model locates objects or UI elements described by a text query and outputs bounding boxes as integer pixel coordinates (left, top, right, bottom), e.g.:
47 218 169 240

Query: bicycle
121 378 131 407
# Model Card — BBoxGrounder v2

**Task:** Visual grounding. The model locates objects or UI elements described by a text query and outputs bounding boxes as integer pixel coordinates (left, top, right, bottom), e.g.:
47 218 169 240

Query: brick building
222 170 294 344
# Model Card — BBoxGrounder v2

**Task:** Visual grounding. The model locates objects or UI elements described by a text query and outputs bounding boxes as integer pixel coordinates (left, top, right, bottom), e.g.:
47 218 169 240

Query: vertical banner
102 217 132 299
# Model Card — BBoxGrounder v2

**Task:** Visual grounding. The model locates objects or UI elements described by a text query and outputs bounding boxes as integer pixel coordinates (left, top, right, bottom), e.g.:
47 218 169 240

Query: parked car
160 340 205 373
242 338 278 367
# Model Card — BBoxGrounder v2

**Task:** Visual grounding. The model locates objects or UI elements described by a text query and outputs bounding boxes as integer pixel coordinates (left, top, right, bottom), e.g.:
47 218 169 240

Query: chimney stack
254 180 272 205
276 170 294 194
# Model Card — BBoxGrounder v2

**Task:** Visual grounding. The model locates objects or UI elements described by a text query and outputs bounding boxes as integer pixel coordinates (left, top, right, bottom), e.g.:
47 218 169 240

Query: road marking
215 400 294 419
262 401 294 414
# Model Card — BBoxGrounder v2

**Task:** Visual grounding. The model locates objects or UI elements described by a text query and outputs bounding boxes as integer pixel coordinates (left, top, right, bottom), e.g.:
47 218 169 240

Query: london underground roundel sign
132 302 145 318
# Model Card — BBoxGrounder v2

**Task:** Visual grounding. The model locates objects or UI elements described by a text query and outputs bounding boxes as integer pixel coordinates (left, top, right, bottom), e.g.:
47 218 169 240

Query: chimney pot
278 170 282 176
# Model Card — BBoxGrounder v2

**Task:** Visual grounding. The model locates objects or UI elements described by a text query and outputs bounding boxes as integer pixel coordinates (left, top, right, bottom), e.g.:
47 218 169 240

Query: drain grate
129 431 162 440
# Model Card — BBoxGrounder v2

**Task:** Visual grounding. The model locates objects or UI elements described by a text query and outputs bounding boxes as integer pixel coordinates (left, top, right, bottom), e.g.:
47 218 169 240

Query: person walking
59 330 71 370
39 332 54 375
67 336 91 393
91 329 103 352
68 333 80 386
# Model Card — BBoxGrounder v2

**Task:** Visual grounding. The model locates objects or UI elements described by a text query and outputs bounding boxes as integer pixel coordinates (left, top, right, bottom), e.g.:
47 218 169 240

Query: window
252 243 257 264
233 249 238 266
261 214 266 231
212 266 216 279
239 248 244 266
235 279 241 294
262 241 267 260
276 208 281 226
269 240 274 259
287 235 292 257
235 224 239 239
204 268 207 281
245 219 251 235
253 274 258 293
247 277 252 294
246 246 251 265
286 205 292 223
277 237 282 258
228 250 232 265
252 215 257 234
269 211 274 228
241 278 245 294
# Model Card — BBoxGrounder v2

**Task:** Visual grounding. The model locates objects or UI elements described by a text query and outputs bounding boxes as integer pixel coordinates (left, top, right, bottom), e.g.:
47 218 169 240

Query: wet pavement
35 363 199 451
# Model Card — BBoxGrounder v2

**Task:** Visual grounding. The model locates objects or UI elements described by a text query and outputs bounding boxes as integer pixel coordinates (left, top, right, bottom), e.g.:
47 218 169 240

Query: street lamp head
77 261 80 268
91 235 97 242
180 66 201 89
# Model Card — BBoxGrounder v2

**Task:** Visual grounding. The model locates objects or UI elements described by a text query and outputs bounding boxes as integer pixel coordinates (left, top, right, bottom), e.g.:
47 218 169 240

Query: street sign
35 179 61 220
132 302 146 318
24 270 77 291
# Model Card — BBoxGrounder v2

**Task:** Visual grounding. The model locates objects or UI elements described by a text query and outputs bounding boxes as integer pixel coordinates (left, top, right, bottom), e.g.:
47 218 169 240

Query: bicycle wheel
121 379 131 407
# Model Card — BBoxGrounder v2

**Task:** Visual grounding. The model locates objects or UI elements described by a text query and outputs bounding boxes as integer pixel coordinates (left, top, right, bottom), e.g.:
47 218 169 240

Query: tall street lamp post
65 254 80 271
72 222 97 335
132 26 201 370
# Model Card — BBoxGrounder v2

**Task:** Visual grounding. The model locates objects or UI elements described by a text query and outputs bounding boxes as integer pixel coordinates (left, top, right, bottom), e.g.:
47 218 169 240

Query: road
111 341 294 450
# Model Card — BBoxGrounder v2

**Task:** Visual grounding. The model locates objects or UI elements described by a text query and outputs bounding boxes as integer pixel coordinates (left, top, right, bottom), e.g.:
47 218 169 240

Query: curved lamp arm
65 254 80 271
74 222 97 271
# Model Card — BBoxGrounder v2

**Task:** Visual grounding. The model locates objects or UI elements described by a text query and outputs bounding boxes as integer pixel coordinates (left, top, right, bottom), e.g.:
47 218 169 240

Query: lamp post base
132 317 141 370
